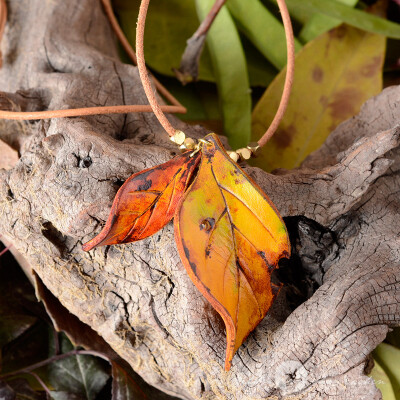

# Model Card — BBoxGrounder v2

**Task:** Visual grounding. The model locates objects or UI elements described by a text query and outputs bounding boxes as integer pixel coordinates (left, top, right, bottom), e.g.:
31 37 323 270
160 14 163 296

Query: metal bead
236 148 252 160
227 151 240 163
183 137 196 150
170 130 186 145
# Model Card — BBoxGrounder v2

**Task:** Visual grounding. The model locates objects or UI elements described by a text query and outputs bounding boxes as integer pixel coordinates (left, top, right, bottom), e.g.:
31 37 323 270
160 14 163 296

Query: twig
193 0 226 38
175 0 226 84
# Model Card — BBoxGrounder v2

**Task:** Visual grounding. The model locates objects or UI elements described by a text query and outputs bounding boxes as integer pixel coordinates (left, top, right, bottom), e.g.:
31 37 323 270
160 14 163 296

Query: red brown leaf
82 151 200 251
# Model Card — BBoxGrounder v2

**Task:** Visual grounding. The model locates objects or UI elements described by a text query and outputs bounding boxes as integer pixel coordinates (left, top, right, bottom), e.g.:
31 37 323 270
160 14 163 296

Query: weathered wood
1 0 399 398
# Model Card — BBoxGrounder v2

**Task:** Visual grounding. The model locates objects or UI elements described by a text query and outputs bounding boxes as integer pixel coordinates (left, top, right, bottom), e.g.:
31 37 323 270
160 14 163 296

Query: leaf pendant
174 133 290 371
83 133 290 371
82 151 201 251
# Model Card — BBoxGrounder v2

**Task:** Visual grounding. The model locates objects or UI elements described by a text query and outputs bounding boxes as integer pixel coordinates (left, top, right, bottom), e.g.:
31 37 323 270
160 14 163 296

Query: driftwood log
1 0 400 398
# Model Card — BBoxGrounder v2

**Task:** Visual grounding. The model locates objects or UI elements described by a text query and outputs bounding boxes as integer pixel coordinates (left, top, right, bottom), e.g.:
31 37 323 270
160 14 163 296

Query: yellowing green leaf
373 343 400 399
251 24 385 171
369 358 396 400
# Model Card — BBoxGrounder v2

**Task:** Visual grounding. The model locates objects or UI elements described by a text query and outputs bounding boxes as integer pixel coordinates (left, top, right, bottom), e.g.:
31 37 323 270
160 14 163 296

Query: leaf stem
27 371 52 396
193 0 226 38
0 349 109 380
175 0 226 84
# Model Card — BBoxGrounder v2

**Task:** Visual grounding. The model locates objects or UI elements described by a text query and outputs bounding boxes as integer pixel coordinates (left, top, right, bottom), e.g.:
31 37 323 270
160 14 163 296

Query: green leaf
286 0 400 39
0 251 111 399
373 343 400 399
299 0 358 43
111 362 147 400
195 0 251 148
47 338 109 400
369 358 396 400
48 354 109 400
227 0 302 70
251 24 385 171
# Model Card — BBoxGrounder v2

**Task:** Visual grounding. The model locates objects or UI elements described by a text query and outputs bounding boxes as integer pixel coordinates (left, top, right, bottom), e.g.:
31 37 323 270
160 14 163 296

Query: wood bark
1 0 399 398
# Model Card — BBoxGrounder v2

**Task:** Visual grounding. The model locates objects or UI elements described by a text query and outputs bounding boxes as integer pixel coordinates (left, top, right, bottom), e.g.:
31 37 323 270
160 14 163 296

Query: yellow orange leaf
174 134 290 371
251 24 385 171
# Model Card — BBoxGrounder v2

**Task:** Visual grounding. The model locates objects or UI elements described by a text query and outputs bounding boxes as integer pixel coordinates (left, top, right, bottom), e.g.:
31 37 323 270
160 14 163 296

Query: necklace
0 0 295 372
83 0 295 371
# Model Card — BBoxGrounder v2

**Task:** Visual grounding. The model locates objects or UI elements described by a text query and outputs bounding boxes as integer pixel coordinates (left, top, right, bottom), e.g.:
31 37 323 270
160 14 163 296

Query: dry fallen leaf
251 24 385 171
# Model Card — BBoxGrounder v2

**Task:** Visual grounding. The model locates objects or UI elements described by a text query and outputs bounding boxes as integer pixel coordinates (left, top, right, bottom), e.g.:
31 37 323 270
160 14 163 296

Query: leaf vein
211 165 263 318
218 184 276 242
211 165 245 326
122 166 184 241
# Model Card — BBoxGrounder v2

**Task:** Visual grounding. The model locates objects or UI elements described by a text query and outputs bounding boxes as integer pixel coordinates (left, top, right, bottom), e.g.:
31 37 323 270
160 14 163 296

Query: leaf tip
81 241 95 252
